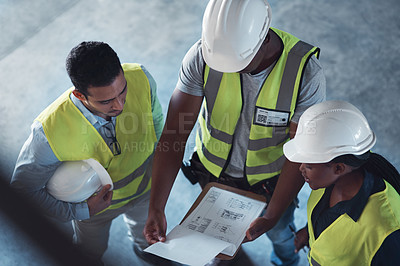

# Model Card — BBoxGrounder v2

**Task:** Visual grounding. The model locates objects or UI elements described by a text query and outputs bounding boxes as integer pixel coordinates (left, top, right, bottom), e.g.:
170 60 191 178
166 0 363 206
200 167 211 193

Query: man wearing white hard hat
11 41 168 264
144 0 326 265
283 100 400 265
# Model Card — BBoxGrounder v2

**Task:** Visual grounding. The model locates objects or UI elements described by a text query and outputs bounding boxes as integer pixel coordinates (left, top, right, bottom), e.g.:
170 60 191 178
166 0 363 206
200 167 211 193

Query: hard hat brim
283 140 333 164
201 45 256 73
201 0 272 73
283 132 377 164
84 158 114 191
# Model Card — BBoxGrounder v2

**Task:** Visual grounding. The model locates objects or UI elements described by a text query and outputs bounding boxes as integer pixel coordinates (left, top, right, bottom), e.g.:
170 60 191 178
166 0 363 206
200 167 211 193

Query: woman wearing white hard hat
283 100 400 265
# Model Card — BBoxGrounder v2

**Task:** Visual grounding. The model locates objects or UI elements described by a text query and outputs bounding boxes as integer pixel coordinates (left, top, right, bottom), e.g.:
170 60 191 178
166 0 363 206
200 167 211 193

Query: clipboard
180 182 266 260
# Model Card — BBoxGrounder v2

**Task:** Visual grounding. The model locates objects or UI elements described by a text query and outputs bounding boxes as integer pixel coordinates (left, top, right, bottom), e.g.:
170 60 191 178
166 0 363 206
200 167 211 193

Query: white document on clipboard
144 183 266 265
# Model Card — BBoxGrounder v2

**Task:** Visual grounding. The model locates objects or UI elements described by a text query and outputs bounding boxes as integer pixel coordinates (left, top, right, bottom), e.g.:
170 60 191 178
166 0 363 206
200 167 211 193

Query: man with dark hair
66 41 123 97
11 41 165 264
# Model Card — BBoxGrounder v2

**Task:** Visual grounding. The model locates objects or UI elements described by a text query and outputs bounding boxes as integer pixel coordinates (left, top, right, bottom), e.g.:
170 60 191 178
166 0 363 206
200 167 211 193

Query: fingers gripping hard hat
283 101 376 164
47 158 113 203
201 0 272 73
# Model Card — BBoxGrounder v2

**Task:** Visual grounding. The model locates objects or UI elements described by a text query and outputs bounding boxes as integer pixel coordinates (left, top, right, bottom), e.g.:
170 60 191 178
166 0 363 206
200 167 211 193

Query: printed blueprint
180 186 266 256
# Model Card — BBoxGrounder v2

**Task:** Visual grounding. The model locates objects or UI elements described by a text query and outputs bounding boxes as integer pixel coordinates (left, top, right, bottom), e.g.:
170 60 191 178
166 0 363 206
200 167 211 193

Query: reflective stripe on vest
197 28 320 185
307 180 400 265
310 257 321 266
36 63 157 210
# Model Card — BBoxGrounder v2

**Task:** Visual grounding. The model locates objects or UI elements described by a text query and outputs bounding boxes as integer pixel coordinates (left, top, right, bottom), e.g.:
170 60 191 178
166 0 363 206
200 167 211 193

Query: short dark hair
66 41 122 96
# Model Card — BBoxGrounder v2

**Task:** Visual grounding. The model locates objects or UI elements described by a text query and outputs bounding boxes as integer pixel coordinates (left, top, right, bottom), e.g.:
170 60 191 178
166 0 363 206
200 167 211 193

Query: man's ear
72 89 86 101
333 163 346 175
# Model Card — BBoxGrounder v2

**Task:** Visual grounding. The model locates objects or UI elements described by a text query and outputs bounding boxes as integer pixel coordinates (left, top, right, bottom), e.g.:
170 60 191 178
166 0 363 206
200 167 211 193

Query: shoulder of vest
122 63 143 73
35 88 74 123
122 63 150 88
373 180 400 215
271 27 319 56
204 28 318 74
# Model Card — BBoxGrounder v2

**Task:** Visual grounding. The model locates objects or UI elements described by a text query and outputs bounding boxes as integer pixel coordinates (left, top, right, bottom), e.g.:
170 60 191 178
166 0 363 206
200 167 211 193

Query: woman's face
299 163 339 190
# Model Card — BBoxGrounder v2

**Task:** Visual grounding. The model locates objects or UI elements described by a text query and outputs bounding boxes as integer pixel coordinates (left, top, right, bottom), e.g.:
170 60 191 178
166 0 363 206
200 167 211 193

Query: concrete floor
0 0 399 265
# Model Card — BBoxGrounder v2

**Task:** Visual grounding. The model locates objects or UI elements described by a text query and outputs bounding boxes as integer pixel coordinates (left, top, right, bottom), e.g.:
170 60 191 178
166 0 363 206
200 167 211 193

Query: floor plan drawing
181 186 266 256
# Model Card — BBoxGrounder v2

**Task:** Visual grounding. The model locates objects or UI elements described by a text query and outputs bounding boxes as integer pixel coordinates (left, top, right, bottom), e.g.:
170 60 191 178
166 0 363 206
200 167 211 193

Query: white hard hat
283 101 376 164
47 158 113 203
201 0 272 73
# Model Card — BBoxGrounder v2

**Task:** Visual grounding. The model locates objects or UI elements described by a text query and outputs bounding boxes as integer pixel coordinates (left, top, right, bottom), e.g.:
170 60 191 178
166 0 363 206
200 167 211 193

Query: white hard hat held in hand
283 100 376 164
201 0 272 73
47 158 113 203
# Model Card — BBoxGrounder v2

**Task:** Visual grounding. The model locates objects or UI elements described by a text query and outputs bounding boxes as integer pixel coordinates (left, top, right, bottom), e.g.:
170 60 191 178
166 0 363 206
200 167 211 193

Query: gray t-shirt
176 40 326 177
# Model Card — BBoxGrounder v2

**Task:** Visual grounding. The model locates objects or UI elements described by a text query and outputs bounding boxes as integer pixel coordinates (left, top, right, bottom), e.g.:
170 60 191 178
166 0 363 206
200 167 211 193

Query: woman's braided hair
333 152 400 195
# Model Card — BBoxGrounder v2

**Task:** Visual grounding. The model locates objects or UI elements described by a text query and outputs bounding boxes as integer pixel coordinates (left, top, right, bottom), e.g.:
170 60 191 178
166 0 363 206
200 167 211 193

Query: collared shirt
311 170 400 265
71 90 119 152
11 65 163 221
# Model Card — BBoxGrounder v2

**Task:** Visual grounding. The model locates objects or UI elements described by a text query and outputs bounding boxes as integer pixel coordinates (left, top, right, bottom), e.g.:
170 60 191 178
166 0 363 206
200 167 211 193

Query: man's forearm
11 182 89 222
11 154 89 221
149 134 188 212
263 159 304 222
149 89 203 212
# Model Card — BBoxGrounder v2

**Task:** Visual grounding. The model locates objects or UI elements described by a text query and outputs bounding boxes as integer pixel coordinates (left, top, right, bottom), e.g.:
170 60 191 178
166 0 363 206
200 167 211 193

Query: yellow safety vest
307 180 400 265
36 63 157 210
196 28 320 185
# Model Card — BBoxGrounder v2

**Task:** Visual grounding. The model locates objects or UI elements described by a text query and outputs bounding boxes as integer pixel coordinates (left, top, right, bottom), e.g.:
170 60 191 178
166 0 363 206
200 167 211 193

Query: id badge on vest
254 106 290 127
